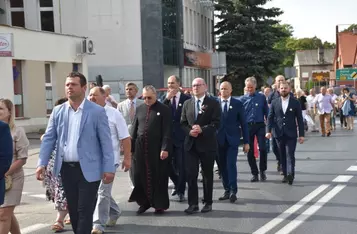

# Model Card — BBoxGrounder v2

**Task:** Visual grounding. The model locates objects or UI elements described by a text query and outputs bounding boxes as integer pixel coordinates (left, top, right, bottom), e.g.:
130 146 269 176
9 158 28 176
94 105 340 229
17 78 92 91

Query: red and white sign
0 34 13 57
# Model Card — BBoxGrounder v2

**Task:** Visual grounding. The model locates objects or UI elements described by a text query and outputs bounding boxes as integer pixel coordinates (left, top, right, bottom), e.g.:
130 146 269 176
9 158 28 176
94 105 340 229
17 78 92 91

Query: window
40 0 53 7
10 0 23 7
45 63 53 114
9 0 25 27
12 60 24 117
39 0 54 32
73 63 79 72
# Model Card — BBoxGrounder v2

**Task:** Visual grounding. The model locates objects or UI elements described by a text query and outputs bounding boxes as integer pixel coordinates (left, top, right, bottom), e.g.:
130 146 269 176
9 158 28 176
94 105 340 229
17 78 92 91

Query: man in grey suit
36 72 116 234
117 82 144 188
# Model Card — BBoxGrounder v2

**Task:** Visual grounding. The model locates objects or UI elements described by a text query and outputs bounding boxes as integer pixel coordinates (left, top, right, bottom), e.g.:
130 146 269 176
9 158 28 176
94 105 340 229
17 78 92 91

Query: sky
265 0 357 43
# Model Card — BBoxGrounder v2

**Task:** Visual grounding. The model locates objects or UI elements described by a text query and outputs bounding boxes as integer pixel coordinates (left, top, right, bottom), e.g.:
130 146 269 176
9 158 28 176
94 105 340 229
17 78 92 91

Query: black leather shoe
171 190 177 196
136 205 150 214
184 205 199 214
218 193 230 201
282 176 288 183
327 132 331 137
260 172 267 181
251 175 259 182
287 174 294 185
229 194 237 203
201 204 212 213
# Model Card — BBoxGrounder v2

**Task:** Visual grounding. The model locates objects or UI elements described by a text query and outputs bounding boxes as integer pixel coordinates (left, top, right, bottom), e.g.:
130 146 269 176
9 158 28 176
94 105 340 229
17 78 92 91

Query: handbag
5 175 12 192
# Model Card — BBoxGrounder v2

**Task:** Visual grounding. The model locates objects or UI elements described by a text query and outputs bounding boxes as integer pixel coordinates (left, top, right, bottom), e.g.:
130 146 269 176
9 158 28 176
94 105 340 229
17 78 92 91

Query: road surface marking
21 223 48 234
346 166 357 171
252 184 329 234
332 175 353 183
29 194 47 199
275 185 346 234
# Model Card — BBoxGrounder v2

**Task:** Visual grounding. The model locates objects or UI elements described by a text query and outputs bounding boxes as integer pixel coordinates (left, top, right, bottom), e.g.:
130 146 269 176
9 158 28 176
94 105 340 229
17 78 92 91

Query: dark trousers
339 108 347 127
218 141 239 195
276 136 297 177
272 137 281 165
169 144 186 195
129 158 135 187
247 124 267 175
185 148 215 206
61 163 100 234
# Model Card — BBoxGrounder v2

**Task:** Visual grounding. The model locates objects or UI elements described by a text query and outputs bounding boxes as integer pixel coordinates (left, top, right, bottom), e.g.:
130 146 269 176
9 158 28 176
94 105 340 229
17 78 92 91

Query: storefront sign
336 68 357 80
184 49 211 69
0 33 13 57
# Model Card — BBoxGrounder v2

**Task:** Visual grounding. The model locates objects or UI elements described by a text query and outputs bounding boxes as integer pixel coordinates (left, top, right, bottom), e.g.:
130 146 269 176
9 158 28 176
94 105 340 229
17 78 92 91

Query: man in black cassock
129 85 172 214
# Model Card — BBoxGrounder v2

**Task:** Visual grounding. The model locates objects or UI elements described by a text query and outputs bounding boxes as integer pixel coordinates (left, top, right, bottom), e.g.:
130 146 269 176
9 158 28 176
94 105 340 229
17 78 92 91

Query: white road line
276 185 346 234
332 175 353 183
21 223 48 234
346 166 357 171
252 184 329 234
29 194 46 199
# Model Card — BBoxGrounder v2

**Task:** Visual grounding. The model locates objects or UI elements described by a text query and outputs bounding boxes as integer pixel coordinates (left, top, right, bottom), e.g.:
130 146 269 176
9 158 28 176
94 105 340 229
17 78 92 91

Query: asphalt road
17 124 357 234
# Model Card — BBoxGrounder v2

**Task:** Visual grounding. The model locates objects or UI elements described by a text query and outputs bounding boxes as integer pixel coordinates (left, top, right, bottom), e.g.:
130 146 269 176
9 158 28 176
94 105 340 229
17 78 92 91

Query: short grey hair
102 85 111 90
143 85 157 94
169 75 181 84
245 77 257 86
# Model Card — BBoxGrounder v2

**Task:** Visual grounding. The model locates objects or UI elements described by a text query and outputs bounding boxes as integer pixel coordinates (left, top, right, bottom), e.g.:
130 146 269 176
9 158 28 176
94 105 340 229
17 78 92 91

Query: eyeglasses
192 84 203 87
143 96 153 100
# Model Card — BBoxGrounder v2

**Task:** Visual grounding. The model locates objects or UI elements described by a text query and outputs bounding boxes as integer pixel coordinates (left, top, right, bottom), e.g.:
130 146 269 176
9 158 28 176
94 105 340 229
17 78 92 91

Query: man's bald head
88 86 106 106
192 77 207 98
220 81 232 99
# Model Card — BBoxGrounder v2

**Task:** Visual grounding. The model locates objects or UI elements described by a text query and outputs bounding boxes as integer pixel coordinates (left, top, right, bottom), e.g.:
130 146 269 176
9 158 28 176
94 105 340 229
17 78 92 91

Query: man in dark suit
163 75 191 202
0 121 13 206
217 82 249 203
266 82 305 185
181 78 221 214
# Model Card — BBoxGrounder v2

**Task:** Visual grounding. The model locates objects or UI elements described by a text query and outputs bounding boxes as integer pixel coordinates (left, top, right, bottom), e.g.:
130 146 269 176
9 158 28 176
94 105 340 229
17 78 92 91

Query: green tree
214 0 289 95
343 24 357 32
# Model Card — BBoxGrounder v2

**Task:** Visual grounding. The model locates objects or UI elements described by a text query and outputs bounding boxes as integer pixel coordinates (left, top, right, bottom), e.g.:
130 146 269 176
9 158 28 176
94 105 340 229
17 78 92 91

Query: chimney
318 46 325 64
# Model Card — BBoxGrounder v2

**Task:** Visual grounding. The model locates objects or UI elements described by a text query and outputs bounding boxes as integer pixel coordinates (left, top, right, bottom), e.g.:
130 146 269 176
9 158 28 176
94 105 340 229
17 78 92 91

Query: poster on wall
0 33 14 57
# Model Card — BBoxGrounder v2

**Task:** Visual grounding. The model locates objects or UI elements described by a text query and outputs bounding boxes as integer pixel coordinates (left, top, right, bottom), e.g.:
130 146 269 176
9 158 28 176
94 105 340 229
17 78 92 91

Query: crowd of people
0 71 354 234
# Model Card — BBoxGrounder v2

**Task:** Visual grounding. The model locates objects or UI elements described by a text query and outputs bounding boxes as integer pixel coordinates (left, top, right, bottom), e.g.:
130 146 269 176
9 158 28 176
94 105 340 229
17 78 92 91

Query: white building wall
182 0 213 89
56 0 143 85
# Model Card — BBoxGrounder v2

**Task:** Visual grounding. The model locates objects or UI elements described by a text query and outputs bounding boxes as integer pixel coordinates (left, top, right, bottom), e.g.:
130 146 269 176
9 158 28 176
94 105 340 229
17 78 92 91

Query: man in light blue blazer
36 72 115 234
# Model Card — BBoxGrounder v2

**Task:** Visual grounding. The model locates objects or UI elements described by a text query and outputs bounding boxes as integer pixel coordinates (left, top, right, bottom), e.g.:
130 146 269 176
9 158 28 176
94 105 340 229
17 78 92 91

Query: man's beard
281 92 289 98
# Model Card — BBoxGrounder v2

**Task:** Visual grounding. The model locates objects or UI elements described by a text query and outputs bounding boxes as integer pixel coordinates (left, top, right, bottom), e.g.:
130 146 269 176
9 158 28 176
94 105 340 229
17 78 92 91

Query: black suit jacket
180 96 221 152
0 121 13 205
267 97 304 138
163 93 191 147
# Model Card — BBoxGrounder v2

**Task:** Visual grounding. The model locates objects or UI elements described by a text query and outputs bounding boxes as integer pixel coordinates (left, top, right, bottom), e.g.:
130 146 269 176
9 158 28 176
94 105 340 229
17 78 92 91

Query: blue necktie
223 100 228 115
195 100 201 120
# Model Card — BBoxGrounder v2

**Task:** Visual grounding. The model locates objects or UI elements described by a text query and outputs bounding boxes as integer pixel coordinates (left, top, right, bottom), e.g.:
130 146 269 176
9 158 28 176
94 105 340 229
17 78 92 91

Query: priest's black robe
129 101 172 210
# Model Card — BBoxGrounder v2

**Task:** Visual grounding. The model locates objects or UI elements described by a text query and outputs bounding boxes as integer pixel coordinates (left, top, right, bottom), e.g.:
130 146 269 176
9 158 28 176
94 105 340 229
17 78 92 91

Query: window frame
38 0 54 32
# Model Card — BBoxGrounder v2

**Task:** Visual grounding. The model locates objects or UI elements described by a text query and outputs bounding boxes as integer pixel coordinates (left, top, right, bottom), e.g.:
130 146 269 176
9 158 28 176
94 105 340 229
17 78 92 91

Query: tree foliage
273 35 336 75
214 0 289 95
343 24 357 32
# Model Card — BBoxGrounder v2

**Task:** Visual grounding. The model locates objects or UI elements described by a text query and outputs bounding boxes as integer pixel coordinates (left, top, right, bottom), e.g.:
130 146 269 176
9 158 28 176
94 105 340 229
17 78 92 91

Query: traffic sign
336 68 357 80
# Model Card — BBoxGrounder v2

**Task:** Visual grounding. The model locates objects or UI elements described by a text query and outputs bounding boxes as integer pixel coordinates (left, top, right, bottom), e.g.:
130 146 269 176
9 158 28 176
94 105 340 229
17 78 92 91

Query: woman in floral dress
43 97 70 232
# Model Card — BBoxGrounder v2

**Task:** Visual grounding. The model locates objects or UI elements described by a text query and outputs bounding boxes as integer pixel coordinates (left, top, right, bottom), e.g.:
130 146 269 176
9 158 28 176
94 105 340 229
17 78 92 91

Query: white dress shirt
282 96 289 114
104 105 130 167
314 94 333 114
127 98 137 109
105 95 117 107
63 99 86 162
221 96 231 111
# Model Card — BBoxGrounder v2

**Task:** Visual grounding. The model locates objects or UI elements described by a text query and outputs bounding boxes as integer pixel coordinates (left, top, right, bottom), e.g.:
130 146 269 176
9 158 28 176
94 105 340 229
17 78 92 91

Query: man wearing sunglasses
129 85 172 215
